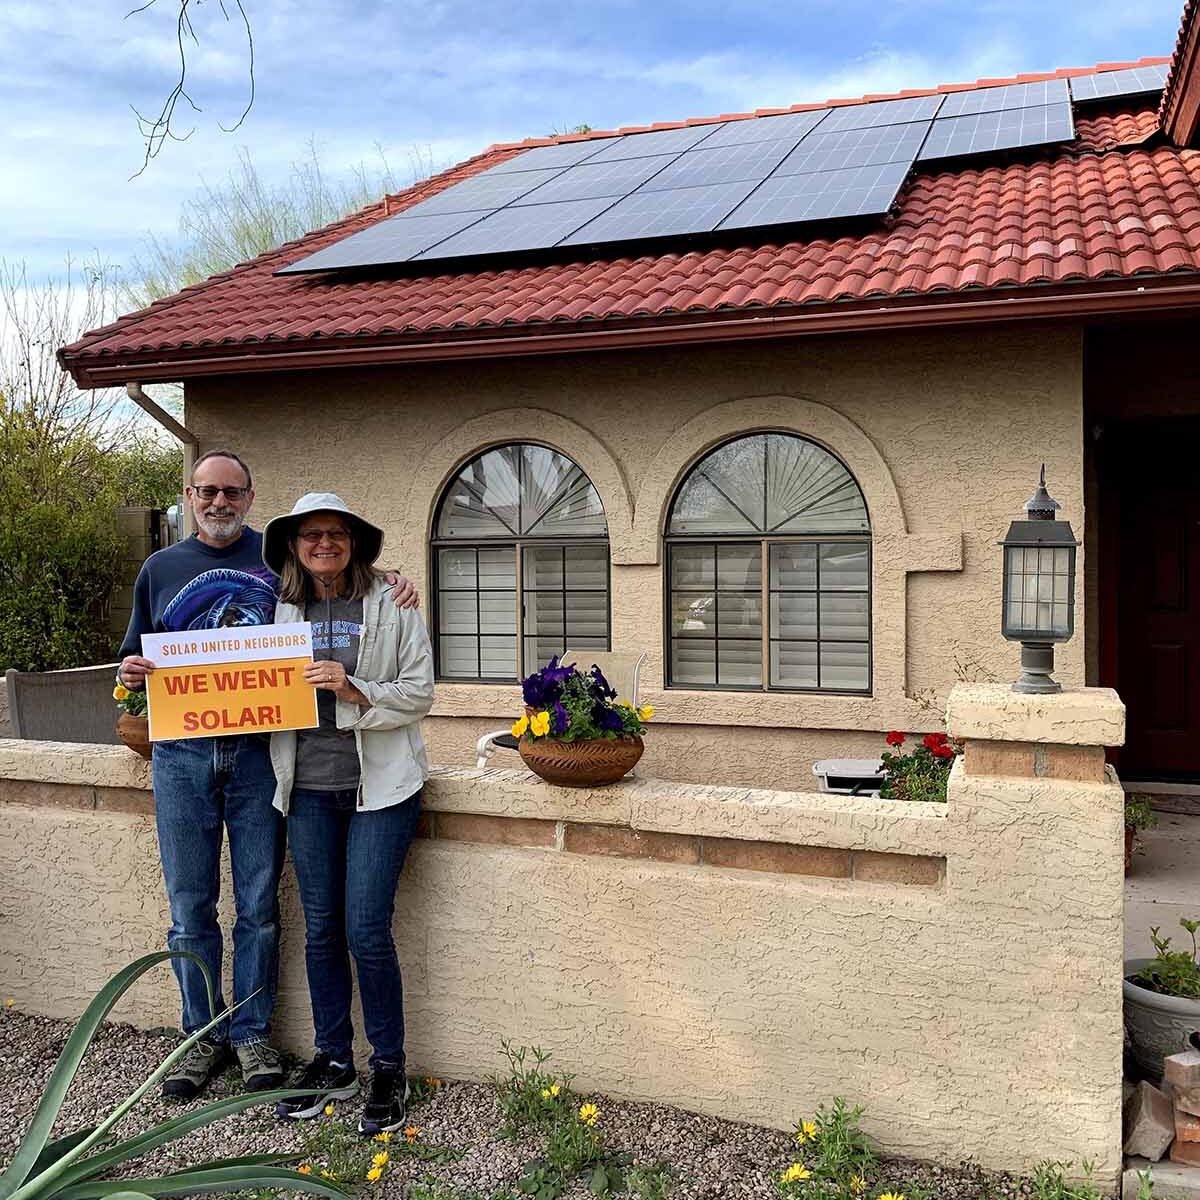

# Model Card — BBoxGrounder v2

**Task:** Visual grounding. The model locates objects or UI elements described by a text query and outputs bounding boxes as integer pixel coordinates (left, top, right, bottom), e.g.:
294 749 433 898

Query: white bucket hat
261 492 384 576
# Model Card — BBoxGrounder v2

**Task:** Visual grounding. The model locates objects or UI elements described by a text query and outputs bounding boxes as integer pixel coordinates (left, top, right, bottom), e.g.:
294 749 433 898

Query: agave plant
0 951 350 1200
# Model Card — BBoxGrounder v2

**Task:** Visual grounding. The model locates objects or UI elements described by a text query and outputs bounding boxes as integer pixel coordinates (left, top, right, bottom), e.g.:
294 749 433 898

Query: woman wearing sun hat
261 492 433 1136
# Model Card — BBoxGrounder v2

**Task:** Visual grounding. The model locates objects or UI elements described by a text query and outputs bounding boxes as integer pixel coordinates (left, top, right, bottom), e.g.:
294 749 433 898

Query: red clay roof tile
59 63 1200 378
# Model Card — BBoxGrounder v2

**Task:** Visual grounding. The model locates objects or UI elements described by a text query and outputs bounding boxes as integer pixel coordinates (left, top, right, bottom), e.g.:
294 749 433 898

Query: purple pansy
552 701 570 735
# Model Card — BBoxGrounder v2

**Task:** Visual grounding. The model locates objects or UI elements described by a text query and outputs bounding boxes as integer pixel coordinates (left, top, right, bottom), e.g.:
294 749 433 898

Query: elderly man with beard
118 450 418 1100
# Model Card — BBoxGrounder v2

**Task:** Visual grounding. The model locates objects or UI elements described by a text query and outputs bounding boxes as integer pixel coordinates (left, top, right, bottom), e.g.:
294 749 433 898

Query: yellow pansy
371 1151 389 1167
373 1131 393 1143
366 1167 383 1183
113 684 130 701
511 714 530 737
616 698 634 708
296 1165 312 1175
637 704 654 721
781 1163 811 1183
530 710 551 737
578 1102 600 1126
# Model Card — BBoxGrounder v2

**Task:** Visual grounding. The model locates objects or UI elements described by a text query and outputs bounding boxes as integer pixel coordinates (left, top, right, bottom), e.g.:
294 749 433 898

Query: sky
0 0 1187 289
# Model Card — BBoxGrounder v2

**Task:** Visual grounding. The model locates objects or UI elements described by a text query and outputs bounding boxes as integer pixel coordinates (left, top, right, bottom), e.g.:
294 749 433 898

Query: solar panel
937 77 1070 118
638 137 799 190
396 167 565 216
512 155 677 204
486 138 617 174
1068 63 1170 103
918 102 1075 160
815 94 944 132
275 210 492 274
697 109 829 147
583 123 724 162
718 160 911 228
777 121 931 174
411 197 615 259
561 180 760 244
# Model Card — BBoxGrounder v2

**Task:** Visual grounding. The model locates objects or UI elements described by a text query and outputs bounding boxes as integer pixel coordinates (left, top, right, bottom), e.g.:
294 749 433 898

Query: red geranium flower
932 743 956 760
885 731 905 747
923 732 949 751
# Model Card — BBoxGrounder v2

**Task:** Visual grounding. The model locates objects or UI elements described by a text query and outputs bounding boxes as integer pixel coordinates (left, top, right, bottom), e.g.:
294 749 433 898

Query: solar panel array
279 65 1164 274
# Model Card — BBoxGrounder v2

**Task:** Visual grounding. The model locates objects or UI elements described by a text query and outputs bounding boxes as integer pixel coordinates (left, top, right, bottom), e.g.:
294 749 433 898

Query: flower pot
519 735 643 788
116 713 152 760
1123 957 1200 1079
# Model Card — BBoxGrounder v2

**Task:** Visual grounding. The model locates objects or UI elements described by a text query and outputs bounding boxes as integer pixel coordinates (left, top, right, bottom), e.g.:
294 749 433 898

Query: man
119 450 418 1099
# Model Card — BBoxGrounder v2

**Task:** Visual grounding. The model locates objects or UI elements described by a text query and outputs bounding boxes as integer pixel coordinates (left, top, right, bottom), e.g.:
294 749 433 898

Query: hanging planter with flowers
113 681 152 760
513 658 652 787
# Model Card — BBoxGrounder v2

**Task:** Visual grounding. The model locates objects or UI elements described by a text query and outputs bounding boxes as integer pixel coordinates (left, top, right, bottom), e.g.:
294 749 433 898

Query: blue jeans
286 788 421 1068
152 735 284 1046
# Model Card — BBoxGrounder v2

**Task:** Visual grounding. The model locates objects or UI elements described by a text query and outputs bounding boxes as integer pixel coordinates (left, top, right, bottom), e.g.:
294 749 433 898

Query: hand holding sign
141 622 320 741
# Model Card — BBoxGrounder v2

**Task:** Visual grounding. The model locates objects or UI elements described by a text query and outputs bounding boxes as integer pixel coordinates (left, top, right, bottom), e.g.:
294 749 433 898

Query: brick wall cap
945 684 1125 747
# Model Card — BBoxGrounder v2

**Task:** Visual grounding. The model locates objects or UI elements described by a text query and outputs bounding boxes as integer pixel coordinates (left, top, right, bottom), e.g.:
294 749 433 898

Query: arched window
665 432 871 693
432 443 610 681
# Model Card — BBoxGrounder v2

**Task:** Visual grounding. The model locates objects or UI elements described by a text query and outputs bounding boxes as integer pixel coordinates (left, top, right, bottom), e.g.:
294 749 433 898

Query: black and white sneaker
274 1053 358 1120
357 1063 411 1136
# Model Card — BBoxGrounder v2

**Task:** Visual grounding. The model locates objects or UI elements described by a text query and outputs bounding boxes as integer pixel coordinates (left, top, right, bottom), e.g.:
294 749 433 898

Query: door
1109 421 1200 779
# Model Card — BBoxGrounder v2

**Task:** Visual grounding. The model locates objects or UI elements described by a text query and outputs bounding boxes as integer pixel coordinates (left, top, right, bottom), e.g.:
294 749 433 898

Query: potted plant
1124 918 1200 1079
878 731 959 803
1124 792 1157 871
113 681 152 759
513 658 652 787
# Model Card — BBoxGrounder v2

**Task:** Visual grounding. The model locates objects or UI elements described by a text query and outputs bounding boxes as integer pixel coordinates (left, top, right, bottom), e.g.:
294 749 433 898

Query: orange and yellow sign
142 623 319 741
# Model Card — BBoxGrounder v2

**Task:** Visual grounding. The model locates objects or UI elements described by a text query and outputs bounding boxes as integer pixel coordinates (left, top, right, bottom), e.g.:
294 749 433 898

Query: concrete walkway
1126 811 1200 962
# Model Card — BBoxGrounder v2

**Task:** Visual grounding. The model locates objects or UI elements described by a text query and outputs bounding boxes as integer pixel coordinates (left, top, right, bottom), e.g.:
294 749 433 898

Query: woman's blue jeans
286 788 421 1068
152 734 285 1046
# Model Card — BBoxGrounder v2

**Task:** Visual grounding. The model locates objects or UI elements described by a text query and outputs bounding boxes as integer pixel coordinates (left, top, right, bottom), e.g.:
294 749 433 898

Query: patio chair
474 650 647 768
5 663 124 744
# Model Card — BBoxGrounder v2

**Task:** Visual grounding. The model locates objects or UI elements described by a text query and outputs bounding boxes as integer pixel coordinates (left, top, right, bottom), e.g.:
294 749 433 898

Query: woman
262 492 433 1135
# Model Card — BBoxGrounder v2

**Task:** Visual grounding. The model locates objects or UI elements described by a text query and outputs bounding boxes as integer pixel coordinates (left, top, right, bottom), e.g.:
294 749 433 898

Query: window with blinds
665 433 871 693
432 444 610 681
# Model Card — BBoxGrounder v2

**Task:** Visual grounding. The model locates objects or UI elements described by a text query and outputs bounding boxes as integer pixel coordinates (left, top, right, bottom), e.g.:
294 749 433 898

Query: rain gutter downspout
125 382 200 537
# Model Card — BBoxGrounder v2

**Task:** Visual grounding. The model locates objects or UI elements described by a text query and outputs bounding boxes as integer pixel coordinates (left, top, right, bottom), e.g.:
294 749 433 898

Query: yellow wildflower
366 1167 383 1183
529 710 551 737
424 1076 441 1087
373 1131 393 1143
404 1126 421 1141
113 684 130 701
4 999 12 1007
511 714 530 737
578 1102 600 1126
781 1163 811 1184
637 704 654 722
541 1087 551 1099
371 1152 389 1167
550 1083 561 1097
323 1102 335 1116
319 1169 336 1180
296 1165 312 1175
850 1176 867 1195
877 1193 905 1200
794 1119 817 1143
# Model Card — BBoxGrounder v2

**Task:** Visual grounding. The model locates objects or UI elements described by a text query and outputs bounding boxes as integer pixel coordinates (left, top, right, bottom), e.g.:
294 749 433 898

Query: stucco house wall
186 320 1084 787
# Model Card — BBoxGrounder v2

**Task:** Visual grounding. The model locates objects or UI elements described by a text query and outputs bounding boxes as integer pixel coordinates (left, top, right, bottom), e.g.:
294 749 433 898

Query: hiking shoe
236 1041 285 1092
162 1037 231 1100
357 1063 411 1136
275 1053 358 1120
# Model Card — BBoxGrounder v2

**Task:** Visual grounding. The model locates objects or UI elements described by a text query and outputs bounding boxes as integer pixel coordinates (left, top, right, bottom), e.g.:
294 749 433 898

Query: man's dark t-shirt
118 528 278 657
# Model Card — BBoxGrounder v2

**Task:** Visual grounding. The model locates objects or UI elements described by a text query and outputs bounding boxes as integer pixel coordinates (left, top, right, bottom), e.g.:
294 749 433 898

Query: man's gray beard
196 511 245 540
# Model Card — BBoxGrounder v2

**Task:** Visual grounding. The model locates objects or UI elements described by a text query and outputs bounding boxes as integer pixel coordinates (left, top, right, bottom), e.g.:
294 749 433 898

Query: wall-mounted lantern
1000 465 1079 694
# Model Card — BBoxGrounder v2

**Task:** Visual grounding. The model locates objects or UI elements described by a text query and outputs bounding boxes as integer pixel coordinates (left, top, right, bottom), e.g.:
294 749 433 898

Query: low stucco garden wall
0 686 1125 1184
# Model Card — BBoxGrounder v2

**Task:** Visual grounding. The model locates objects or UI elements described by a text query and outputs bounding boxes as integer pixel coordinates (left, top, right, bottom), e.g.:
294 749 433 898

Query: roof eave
1164 0 1200 145
60 273 1200 389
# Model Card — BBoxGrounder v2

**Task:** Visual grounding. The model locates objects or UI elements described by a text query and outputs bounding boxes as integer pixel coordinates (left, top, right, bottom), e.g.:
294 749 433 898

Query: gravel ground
0 1011 1032 1200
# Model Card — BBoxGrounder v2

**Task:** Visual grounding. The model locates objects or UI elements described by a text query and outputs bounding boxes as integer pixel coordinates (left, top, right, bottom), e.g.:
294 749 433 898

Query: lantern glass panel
1004 544 1073 637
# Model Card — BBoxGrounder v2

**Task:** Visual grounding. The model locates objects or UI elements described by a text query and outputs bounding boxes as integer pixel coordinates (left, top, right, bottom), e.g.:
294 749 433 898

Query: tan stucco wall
0 686 1124 1183
185 322 1084 786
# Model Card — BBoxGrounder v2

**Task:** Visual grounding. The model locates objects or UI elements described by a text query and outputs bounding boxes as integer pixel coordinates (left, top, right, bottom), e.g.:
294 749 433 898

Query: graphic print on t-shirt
310 618 363 651
162 567 279 632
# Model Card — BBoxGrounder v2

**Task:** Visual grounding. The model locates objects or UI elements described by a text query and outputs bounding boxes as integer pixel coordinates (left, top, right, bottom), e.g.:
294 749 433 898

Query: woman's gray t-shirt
295 594 364 791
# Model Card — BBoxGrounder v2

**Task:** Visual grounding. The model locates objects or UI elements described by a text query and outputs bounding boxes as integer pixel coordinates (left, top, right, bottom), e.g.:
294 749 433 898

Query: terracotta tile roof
61 61 1200 384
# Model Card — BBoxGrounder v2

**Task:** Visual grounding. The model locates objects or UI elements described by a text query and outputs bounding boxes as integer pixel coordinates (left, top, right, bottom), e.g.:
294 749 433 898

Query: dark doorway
1098 418 1200 781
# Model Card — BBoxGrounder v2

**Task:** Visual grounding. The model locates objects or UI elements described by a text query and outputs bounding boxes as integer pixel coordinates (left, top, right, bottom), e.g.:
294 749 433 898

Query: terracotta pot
116 713 153 760
519 735 643 788
1124 958 1200 1080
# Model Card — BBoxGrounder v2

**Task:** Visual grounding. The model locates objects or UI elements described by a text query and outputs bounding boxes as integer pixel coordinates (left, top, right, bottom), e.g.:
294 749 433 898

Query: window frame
430 444 612 685
663 434 873 696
